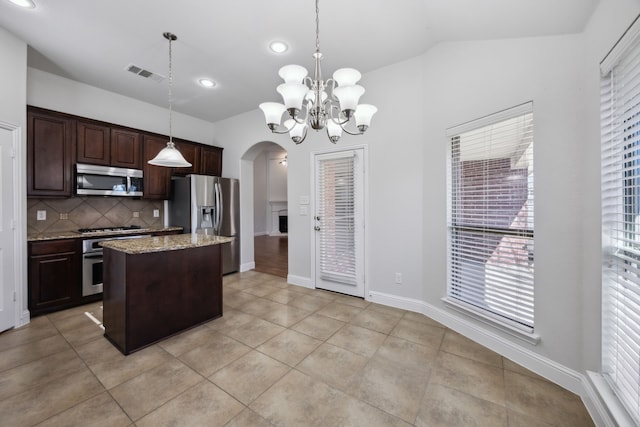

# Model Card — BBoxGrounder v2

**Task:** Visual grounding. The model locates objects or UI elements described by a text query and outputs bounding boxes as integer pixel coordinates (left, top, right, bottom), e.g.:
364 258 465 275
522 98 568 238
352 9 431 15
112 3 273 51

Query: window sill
587 371 637 426
442 297 540 345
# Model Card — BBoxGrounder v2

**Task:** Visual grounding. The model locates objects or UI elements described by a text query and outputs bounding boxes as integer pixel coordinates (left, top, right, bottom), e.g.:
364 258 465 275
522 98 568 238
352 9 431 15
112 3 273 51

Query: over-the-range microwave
75 163 144 197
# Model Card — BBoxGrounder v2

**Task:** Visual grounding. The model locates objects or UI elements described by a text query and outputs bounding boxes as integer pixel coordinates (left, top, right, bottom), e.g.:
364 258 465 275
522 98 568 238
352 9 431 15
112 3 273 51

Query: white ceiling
0 0 599 123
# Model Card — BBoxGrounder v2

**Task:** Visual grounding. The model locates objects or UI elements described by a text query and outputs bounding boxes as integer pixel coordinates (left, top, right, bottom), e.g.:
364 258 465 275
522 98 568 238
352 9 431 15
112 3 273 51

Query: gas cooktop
78 225 143 234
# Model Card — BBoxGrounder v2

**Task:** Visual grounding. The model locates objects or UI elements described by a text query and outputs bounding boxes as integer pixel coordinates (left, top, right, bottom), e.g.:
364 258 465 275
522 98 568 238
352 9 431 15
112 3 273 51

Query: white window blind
317 152 357 285
601 15 640 425
447 103 535 333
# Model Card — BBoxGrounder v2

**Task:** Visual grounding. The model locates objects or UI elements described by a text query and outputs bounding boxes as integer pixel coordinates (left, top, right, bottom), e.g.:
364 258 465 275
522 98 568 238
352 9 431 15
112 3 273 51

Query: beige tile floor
0 271 595 426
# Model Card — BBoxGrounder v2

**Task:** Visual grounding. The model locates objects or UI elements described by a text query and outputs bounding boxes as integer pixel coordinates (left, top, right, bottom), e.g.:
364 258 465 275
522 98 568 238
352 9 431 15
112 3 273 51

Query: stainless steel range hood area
75 163 144 197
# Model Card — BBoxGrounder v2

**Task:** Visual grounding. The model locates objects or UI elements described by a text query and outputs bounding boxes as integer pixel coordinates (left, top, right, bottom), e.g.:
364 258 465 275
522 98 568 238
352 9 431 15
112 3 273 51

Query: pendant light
148 32 192 168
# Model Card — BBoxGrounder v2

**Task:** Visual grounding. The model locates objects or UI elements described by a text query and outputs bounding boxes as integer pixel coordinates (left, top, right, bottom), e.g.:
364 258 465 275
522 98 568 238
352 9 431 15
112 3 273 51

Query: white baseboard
240 262 255 272
12 309 30 329
254 231 268 236
287 274 313 289
368 290 612 426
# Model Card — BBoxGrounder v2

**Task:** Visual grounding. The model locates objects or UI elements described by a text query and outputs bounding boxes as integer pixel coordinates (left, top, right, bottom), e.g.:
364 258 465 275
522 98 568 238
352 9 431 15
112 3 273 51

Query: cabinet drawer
30 239 78 256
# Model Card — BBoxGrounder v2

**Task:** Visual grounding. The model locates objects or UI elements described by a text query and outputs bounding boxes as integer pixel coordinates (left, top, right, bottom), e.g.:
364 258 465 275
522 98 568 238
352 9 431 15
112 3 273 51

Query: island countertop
101 233 233 254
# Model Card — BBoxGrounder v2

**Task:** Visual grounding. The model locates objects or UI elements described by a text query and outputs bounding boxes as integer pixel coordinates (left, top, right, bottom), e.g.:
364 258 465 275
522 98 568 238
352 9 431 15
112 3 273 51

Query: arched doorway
240 141 288 278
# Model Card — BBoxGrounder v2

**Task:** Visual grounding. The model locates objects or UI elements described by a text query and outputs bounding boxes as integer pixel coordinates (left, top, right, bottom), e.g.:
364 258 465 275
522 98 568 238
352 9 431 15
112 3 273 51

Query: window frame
600 14 640 426
445 102 537 344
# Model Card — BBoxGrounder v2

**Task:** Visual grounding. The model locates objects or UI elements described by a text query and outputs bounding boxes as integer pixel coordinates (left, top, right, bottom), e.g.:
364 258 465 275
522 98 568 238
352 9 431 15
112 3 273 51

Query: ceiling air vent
125 64 165 83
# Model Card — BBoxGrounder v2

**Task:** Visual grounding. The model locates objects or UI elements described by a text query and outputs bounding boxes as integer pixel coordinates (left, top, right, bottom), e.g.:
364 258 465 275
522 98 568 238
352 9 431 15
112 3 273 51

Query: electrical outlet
37 210 46 221
153 209 160 218
133 212 140 218
395 272 402 284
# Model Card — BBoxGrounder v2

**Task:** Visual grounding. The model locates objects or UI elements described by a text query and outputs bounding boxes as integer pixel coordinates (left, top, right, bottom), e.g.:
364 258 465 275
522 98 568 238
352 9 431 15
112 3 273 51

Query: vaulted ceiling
0 0 599 123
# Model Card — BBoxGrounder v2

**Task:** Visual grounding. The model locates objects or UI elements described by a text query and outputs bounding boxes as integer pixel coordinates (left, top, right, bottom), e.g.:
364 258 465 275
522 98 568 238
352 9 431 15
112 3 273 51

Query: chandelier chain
315 0 320 53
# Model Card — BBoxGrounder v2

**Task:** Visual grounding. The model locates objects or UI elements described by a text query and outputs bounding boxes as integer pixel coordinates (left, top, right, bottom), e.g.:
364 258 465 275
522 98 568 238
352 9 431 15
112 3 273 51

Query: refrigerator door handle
215 181 223 234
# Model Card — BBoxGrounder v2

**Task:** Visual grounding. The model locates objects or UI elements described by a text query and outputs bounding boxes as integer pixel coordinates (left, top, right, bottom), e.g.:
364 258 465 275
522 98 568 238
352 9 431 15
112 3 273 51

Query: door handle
314 226 321 231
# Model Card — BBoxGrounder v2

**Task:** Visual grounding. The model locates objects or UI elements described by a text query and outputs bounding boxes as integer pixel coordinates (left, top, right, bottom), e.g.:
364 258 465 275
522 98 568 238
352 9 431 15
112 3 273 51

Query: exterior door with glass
313 148 365 297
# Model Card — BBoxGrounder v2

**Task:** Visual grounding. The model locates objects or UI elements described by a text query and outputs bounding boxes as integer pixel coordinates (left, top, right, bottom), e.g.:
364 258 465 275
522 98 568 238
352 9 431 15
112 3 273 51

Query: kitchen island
101 233 233 355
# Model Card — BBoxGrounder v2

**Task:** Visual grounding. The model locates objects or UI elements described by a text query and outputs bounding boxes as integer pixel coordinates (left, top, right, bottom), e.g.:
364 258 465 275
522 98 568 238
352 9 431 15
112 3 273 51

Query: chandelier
148 32 192 168
259 0 377 144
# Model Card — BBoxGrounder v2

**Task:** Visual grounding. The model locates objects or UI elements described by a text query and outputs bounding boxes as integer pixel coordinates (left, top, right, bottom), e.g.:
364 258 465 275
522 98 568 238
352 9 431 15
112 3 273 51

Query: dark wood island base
102 234 231 355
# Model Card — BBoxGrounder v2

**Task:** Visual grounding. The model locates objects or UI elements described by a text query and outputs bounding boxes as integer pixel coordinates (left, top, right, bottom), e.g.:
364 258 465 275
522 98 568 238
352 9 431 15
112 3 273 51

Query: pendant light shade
148 141 192 167
148 32 192 168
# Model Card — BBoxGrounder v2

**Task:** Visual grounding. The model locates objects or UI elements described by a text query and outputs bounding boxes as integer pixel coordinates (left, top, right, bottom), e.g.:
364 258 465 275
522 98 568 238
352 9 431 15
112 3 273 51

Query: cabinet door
172 140 199 176
200 146 223 176
27 108 75 197
142 135 172 199
77 121 110 166
111 128 141 169
28 240 81 315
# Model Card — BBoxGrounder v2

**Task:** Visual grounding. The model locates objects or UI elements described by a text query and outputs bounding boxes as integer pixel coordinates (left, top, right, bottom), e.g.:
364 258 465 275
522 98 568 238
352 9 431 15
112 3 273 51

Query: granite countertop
100 233 233 254
27 226 184 242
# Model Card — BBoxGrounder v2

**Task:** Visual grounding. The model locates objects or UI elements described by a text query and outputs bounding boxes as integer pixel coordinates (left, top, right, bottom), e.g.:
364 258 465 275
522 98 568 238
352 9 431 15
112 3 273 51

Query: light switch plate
37 210 46 221
153 209 160 218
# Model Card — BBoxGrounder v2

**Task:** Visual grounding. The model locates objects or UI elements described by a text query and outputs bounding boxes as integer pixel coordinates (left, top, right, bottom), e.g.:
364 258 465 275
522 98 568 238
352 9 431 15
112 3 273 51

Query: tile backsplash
27 197 164 234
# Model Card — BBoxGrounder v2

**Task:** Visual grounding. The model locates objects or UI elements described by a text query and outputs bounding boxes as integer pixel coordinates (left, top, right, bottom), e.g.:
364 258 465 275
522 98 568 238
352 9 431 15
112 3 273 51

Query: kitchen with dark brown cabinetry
25 105 223 316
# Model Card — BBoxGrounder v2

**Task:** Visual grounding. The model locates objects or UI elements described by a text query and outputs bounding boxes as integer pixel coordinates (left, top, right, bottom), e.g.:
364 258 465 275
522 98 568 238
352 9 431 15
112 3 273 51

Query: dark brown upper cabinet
27 106 223 199
76 120 110 166
110 128 141 169
27 107 75 197
142 134 172 200
171 139 200 176
200 145 223 176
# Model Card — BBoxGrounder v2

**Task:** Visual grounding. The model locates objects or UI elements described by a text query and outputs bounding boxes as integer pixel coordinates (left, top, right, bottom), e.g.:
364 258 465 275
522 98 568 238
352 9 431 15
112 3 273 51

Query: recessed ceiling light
269 41 288 54
9 0 35 8
198 78 216 88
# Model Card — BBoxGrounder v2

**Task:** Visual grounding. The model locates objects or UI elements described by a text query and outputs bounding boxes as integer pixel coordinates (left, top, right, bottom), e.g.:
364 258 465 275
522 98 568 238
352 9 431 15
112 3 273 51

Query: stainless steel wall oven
81 233 151 296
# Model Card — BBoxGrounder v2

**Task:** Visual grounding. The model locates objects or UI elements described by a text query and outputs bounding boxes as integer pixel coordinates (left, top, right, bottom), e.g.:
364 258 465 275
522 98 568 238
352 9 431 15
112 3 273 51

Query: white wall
268 151 288 203
253 150 268 235
0 29 26 125
0 26 28 325
421 34 587 370
27 68 216 149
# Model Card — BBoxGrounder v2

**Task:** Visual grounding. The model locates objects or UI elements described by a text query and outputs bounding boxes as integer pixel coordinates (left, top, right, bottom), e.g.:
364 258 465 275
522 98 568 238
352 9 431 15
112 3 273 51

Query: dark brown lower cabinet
28 239 82 316
103 244 223 354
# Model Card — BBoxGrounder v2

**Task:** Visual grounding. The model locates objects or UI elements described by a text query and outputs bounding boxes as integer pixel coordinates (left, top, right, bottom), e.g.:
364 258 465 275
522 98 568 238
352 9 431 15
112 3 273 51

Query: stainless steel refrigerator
169 175 240 274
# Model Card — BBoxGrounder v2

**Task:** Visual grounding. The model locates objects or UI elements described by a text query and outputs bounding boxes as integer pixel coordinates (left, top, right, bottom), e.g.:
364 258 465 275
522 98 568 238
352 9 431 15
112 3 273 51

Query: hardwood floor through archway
254 235 288 278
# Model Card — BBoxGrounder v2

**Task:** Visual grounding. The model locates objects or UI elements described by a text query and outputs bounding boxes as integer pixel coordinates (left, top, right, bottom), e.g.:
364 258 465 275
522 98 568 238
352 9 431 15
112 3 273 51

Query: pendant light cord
315 0 320 54
168 34 173 144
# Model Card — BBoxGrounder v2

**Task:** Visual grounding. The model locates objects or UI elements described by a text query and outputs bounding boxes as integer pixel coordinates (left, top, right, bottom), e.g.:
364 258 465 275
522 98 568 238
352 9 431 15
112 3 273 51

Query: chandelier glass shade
148 32 192 168
259 0 377 144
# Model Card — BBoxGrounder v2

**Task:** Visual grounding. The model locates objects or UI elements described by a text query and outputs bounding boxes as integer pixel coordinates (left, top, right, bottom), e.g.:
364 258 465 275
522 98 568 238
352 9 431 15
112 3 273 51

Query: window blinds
601 15 640 425
317 152 357 285
447 104 535 332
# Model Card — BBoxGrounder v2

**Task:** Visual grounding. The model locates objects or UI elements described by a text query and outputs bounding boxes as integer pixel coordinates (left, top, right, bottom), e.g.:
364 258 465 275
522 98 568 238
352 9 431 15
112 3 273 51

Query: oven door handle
83 253 103 259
